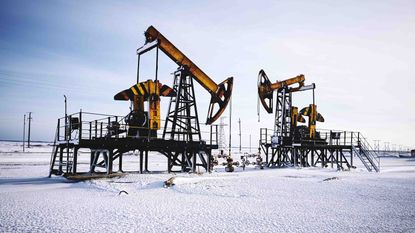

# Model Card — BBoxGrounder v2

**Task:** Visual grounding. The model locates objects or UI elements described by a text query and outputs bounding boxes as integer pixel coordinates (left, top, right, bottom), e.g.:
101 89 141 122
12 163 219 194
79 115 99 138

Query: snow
1 141 415 232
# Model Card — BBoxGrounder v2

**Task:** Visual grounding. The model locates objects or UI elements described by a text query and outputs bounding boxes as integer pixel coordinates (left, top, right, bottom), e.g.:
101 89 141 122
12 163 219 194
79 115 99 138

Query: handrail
258 126 380 171
56 111 218 144
351 132 380 171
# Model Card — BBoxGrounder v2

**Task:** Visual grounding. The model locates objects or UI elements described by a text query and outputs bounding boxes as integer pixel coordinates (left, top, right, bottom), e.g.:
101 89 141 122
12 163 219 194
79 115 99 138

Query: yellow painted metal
131 86 138 95
115 79 169 130
147 81 160 130
137 84 145 96
291 106 305 128
145 26 218 93
291 106 298 128
309 104 316 139
270 75 305 91
144 26 233 124
298 104 324 139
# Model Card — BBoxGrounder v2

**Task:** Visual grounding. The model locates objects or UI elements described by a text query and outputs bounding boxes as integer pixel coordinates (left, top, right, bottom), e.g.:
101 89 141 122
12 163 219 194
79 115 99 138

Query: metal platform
259 128 380 172
49 111 218 177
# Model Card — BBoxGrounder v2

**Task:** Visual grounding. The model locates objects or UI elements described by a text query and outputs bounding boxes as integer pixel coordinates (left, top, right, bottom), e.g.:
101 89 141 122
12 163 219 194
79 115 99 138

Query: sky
0 0 414 149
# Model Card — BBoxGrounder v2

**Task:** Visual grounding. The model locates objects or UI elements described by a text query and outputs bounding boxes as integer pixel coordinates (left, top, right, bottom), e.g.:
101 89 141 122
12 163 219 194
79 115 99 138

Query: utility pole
22 114 26 152
238 118 241 153
27 112 32 148
249 134 251 153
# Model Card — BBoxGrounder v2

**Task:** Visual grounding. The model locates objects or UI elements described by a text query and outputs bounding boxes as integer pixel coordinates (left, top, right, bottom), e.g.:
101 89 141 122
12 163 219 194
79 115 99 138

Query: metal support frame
159 67 209 173
49 105 216 178
163 67 201 141
273 88 292 147
259 128 380 172
260 144 353 170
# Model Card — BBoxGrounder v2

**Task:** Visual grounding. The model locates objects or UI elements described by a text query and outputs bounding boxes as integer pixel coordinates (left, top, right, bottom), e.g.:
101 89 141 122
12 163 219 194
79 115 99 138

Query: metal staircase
60 147 74 174
49 146 74 176
48 126 59 177
352 133 380 172
49 124 75 176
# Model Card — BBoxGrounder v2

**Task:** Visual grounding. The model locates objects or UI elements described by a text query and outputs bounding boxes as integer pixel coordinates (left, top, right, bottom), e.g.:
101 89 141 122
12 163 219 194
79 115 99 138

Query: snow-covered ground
1 141 415 233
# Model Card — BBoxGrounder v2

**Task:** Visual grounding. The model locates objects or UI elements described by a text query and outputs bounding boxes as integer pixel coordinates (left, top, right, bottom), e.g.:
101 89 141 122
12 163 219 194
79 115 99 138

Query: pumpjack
257 69 332 168
257 69 379 172
115 26 233 137
257 69 323 147
49 26 234 178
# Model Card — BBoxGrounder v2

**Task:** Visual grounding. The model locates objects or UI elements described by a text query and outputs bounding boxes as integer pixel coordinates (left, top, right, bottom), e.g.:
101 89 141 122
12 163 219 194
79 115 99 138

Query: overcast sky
1 0 414 149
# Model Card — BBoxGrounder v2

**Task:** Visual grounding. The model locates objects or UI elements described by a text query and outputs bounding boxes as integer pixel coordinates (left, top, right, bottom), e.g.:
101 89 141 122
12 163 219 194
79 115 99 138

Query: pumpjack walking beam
138 26 233 124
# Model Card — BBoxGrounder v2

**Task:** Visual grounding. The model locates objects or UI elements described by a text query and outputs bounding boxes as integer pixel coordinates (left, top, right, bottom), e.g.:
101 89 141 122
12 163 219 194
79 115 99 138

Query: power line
0 70 112 98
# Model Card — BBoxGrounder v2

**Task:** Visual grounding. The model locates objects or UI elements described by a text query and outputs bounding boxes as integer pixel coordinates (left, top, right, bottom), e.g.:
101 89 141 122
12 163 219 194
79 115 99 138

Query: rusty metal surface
270 75 305 90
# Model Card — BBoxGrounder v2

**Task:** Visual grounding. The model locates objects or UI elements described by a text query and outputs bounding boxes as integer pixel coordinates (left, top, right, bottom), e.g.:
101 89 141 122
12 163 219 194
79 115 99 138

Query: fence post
57 119 60 141
343 131 346 146
79 111 82 141
95 120 98 139
89 122 92 140
68 115 72 140
329 130 332 145
259 129 262 144
108 117 111 138
115 116 118 138
265 128 268 144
